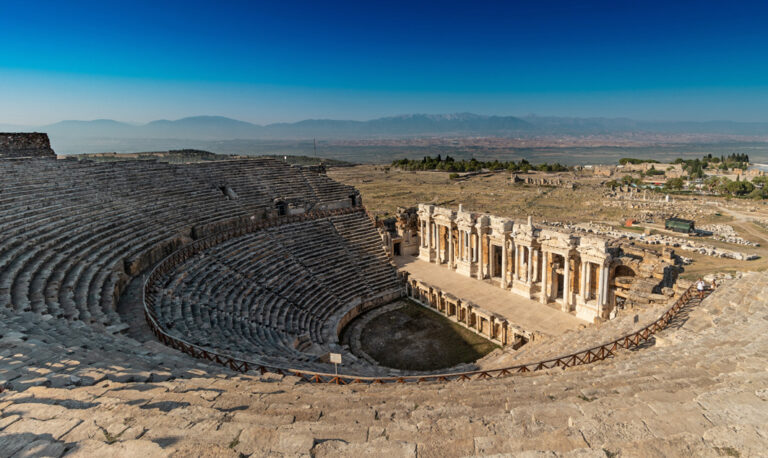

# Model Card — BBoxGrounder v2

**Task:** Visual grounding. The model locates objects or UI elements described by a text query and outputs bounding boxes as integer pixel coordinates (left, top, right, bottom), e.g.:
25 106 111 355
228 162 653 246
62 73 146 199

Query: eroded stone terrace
0 156 360 327
148 211 402 376
1 271 766 456
0 145 766 455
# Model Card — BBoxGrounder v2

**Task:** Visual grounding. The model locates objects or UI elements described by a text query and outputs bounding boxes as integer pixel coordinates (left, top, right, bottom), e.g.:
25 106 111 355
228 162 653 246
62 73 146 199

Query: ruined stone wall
0 133 55 158
511 174 575 189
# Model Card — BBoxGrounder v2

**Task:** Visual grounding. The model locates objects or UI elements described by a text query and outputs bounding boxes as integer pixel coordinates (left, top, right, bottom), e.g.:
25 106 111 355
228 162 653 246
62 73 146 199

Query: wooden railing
144 210 705 384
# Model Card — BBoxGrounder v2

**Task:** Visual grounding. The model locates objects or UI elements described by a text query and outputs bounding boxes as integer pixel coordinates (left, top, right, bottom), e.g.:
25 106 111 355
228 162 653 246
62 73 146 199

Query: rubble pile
543 221 760 261
699 224 759 247
601 199 713 222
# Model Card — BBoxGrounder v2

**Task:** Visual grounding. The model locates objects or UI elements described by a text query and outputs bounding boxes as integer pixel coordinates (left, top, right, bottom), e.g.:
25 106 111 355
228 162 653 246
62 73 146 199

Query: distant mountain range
6 113 768 142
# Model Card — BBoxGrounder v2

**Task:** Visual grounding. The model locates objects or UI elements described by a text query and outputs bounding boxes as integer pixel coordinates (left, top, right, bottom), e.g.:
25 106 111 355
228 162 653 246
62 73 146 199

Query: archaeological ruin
413 204 680 324
0 133 766 455
0 132 55 158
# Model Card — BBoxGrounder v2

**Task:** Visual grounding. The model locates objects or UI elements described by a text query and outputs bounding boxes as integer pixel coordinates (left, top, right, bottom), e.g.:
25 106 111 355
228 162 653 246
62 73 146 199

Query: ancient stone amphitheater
1 136 766 456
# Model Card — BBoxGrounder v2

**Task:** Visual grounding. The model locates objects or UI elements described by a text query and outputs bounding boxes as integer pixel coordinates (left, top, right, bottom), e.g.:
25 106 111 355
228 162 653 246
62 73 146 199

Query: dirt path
715 206 768 245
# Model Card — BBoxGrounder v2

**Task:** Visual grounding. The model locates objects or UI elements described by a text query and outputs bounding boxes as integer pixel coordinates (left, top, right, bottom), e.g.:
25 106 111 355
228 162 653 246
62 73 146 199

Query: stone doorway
491 245 502 278
551 253 565 300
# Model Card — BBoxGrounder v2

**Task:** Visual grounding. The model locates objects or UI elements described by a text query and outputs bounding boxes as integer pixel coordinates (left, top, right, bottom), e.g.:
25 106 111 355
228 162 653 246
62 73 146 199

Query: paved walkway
395 256 587 336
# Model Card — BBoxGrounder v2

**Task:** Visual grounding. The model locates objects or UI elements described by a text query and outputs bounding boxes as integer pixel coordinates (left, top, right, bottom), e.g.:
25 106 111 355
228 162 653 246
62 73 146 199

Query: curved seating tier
0 156 359 331
145 210 403 375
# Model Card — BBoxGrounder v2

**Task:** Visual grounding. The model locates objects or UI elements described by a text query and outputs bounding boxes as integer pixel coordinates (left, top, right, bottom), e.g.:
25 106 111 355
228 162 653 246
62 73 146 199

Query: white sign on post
329 352 342 375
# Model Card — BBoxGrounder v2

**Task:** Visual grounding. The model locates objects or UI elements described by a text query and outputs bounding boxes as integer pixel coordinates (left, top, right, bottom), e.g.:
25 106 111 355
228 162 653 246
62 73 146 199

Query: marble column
480 235 486 279
596 264 604 309
563 256 571 311
439 226 444 263
527 246 533 284
598 265 609 316
540 251 548 304
501 240 508 288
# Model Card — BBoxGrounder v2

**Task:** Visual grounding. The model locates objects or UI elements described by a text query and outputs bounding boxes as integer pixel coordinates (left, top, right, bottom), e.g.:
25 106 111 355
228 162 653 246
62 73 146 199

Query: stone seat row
164 234 341 337
148 212 403 374
0 157 359 333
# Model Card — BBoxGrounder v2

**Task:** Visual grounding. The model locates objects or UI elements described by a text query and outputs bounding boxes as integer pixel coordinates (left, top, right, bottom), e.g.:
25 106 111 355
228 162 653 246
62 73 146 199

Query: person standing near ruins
697 278 706 299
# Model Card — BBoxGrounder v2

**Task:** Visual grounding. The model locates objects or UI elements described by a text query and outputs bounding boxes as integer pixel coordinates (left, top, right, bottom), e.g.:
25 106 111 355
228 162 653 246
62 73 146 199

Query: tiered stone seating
1 272 765 456
149 211 403 374
0 156 359 332
330 212 400 293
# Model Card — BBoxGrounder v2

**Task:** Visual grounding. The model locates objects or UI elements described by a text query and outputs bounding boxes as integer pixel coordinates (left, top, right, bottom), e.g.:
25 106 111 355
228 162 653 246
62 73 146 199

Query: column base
419 248 436 263
511 280 533 299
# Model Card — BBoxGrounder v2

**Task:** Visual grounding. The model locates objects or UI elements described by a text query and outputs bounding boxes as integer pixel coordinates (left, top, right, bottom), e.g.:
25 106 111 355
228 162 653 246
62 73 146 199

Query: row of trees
604 175 643 188
391 155 569 173
607 173 768 199
619 158 659 165
619 154 751 178
674 153 750 176
665 175 768 199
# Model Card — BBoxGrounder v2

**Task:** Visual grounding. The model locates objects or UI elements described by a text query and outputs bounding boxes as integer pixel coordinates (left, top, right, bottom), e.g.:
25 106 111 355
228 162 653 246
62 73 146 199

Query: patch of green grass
713 446 741 457
100 427 127 445
228 430 242 449
623 225 646 232
359 301 499 371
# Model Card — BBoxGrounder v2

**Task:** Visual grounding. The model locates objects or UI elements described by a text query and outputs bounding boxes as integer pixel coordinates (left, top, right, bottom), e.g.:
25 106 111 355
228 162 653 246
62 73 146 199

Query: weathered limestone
417 204 680 323
511 173 576 189
404 275 531 347
0 156 360 328
375 207 420 257
147 211 403 376
2 147 764 455
0 133 55 158
1 272 766 456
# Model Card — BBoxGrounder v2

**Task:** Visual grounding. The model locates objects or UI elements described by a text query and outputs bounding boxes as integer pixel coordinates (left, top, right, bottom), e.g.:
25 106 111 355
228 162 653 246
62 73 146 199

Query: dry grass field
329 165 768 277
329 165 621 221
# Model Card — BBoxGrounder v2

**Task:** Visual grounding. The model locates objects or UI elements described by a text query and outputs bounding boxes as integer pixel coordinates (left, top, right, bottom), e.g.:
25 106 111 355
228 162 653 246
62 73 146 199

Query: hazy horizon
3 1 768 126
9 111 768 129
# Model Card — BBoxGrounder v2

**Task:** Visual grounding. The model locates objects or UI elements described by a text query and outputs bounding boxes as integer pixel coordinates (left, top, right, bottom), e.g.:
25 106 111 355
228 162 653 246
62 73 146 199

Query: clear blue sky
2 0 768 125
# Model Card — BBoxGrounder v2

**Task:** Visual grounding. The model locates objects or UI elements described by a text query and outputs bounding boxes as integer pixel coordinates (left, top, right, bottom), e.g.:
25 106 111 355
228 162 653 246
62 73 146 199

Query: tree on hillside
725 180 754 196
751 175 768 187
665 177 685 190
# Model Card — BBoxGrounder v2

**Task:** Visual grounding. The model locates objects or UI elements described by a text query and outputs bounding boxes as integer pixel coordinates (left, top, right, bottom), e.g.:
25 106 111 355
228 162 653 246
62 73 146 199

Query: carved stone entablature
456 208 477 230
577 236 611 265
539 229 577 255
417 203 435 218
474 214 491 232
514 228 538 247
490 216 513 234
432 207 456 226
414 203 681 323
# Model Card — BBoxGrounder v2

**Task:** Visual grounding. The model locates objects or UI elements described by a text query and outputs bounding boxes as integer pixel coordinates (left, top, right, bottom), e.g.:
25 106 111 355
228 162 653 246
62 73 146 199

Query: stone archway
614 265 636 278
